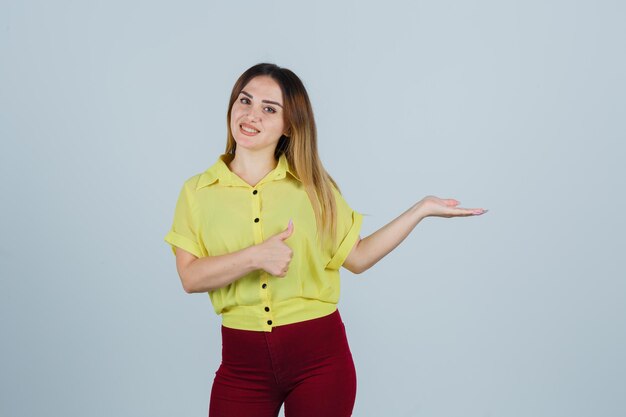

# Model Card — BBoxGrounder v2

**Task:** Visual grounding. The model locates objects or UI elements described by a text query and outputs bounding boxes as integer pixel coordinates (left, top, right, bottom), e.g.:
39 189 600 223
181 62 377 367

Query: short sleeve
164 181 203 258
325 187 363 270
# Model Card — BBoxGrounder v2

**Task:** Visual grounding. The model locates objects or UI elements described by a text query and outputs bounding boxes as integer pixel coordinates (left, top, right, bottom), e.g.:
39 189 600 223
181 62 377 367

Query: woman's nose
246 106 261 121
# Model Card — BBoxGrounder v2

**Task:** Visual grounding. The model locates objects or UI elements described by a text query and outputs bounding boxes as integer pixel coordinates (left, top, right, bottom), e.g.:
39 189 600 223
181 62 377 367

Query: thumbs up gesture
255 219 294 277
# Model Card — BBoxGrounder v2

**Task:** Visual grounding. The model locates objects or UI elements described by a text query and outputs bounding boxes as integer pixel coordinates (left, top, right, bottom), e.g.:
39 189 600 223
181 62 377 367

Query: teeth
241 125 259 133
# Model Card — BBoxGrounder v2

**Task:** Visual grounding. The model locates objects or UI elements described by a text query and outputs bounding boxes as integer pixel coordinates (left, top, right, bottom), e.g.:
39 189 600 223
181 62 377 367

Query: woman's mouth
240 124 260 136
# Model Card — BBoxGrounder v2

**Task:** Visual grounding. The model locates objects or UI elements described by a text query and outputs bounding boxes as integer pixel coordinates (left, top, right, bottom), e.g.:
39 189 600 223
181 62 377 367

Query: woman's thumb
280 219 294 240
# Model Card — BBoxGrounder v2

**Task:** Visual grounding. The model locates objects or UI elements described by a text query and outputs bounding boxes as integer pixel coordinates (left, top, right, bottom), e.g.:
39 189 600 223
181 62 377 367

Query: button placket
252 186 272 328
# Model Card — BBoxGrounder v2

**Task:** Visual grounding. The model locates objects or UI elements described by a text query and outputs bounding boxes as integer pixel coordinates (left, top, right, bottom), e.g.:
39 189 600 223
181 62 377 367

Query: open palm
418 195 487 218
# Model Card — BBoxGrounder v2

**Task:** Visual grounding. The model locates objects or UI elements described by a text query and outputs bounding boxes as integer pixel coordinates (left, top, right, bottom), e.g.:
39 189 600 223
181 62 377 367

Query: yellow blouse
164 152 363 331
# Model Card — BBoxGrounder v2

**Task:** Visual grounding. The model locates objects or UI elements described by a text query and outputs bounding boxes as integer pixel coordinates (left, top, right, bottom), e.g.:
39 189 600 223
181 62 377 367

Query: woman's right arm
175 245 259 293
175 220 295 293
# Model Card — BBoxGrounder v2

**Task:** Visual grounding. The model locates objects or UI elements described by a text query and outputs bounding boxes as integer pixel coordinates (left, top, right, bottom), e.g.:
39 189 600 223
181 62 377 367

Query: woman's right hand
254 219 294 277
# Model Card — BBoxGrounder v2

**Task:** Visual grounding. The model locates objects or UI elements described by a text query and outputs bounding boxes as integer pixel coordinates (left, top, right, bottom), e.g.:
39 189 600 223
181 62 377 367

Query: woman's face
230 75 288 154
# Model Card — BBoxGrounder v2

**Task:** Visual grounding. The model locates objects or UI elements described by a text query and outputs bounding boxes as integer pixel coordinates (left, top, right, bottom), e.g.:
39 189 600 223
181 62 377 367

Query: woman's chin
233 137 257 149
233 136 280 152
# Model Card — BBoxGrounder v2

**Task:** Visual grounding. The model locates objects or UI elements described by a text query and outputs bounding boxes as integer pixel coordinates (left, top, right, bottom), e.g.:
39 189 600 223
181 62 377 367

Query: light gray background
2 1 624 416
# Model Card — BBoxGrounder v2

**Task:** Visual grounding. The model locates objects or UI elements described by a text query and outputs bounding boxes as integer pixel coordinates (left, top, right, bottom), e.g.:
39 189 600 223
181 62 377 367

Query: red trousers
209 310 357 417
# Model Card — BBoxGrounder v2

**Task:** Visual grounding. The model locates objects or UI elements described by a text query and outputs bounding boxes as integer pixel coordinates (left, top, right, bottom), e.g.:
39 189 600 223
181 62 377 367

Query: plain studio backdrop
1 1 624 416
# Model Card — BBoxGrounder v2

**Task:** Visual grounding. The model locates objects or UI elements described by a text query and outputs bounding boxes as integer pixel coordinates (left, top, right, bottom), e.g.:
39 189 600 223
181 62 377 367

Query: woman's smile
239 123 260 136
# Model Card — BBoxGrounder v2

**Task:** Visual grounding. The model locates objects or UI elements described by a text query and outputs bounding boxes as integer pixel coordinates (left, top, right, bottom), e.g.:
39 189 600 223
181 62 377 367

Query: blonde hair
225 63 341 247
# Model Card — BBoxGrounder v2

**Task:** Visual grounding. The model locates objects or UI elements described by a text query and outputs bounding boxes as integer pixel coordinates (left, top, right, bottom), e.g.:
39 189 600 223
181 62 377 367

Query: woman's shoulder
178 155 226 191
176 171 204 189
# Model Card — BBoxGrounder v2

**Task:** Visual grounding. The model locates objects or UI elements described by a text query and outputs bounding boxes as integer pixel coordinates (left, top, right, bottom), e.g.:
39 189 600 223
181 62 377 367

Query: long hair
225 63 340 247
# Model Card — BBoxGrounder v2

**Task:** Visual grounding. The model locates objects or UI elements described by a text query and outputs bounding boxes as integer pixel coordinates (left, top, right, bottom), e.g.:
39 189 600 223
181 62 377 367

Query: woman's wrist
411 200 429 221
244 244 261 271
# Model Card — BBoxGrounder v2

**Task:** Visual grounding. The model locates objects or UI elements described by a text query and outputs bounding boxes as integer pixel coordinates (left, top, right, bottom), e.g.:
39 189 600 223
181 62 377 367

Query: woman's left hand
416 196 488 219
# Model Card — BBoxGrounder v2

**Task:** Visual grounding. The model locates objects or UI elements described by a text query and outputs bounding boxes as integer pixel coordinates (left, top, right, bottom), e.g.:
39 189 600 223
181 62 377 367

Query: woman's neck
228 148 278 186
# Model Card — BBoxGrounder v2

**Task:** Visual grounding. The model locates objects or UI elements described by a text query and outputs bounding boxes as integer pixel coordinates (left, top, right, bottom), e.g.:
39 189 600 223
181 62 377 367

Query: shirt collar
196 152 300 190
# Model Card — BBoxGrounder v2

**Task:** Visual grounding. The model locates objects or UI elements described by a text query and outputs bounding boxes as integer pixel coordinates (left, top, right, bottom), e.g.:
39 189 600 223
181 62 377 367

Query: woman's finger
465 208 487 216
448 207 487 217
450 208 475 217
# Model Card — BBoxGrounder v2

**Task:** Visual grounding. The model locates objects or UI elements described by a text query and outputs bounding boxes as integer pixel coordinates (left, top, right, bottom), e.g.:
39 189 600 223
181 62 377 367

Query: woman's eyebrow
241 90 283 108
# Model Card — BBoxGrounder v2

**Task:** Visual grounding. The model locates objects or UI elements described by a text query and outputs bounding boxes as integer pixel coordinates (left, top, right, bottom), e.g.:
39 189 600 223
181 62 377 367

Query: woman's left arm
342 196 487 274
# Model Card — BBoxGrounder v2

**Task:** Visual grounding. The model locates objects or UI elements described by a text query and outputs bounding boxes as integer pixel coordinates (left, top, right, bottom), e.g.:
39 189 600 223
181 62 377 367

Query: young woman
165 63 487 417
